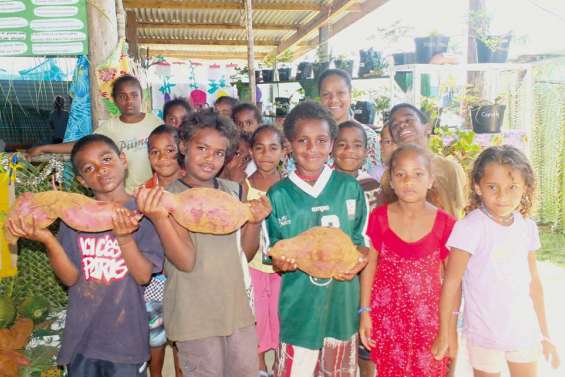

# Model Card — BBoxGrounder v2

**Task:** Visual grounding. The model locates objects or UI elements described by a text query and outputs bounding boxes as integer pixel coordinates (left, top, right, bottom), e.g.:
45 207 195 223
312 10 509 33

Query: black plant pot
296 62 313 80
262 69 274 83
415 35 449 64
334 59 354 75
254 70 262 83
392 52 416 65
476 35 512 63
470 105 506 133
277 67 292 81
275 97 290 116
313 62 330 79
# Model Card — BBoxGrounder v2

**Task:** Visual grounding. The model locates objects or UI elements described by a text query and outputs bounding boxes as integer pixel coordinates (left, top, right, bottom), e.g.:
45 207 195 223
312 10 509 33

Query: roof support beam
139 38 276 47
276 0 359 55
139 22 298 32
124 1 321 11
311 0 389 46
144 49 266 60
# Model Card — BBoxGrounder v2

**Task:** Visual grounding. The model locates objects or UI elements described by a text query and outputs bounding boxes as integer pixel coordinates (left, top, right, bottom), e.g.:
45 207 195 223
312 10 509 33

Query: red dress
367 205 455 377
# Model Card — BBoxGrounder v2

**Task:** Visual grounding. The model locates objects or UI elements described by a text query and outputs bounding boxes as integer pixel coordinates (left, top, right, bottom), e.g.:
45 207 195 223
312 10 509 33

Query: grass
538 229 565 268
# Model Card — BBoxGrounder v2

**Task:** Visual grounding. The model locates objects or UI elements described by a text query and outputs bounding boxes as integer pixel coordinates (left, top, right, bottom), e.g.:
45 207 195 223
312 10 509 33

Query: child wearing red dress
359 144 456 377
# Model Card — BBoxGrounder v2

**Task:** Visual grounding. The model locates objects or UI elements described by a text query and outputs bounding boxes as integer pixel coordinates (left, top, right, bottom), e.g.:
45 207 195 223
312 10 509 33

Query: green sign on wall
0 0 88 56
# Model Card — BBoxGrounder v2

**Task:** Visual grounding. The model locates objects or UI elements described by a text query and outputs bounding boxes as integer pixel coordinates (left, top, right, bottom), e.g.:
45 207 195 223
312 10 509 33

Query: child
267 101 369 377
232 102 262 137
28 75 161 193
244 125 285 376
144 125 185 377
375 123 396 183
153 110 272 377
360 144 456 377
332 120 380 377
8 134 164 376
163 98 192 129
214 95 239 118
432 145 561 376
219 131 251 184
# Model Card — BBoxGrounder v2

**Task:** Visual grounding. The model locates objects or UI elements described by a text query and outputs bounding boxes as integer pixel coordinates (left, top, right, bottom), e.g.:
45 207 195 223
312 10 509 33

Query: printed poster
0 0 88 56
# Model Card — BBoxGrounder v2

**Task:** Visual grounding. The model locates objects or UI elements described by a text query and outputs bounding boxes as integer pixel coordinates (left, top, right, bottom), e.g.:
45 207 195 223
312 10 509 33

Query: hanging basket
470 105 506 133
414 35 449 64
476 35 512 63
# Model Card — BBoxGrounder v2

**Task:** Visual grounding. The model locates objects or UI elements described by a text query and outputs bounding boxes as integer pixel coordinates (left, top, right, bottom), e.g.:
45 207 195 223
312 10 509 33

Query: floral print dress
366 205 455 377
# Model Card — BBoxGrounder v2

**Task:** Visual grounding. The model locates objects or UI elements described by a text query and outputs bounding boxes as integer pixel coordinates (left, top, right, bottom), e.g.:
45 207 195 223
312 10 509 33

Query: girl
432 145 560 376
360 144 456 377
244 125 285 376
144 125 184 377
163 98 192 129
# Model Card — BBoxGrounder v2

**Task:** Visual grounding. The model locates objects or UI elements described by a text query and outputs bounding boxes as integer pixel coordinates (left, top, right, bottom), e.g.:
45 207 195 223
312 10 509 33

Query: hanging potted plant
334 53 354 75
276 50 294 82
414 31 450 64
462 86 506 133
470 10 512 63
358 48 389 78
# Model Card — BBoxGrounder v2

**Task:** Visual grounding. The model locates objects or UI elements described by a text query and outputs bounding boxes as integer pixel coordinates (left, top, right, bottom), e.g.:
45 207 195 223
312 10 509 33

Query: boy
153 111 271 377
8 134 164 376
332 121 381 377
267 101 369 377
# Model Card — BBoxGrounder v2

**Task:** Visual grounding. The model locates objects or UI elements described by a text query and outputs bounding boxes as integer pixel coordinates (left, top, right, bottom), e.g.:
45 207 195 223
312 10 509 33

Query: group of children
13 74 560 377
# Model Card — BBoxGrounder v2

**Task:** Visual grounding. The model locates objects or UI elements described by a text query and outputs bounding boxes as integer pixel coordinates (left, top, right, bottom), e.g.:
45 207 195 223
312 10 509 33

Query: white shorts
468 343 541 373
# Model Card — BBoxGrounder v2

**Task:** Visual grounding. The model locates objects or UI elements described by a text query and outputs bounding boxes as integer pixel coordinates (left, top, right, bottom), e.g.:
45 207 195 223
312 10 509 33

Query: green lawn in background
538 229 565 268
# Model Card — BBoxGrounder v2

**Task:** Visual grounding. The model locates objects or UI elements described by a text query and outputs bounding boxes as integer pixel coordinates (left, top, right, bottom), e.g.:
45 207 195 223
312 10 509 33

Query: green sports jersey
266 166 368 349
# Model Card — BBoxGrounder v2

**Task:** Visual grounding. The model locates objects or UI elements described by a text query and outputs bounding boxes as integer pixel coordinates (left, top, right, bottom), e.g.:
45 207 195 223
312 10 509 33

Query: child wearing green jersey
267 101 369 377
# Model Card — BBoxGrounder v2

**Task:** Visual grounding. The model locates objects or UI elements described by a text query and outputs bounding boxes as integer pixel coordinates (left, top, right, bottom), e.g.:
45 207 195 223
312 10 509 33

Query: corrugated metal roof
125 0 384 60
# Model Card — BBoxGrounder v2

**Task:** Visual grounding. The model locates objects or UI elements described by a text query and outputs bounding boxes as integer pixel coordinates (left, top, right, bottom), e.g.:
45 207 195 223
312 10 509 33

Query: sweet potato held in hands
5 191 124 244
159 187 254 234
269 227 363 279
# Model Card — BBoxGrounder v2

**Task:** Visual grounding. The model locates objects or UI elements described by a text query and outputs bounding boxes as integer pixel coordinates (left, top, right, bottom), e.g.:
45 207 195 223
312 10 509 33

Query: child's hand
359 313 375 350
246 196 272 224
431 334 449 360
112 208 140 238
135 186 169 221
542 339 560 369
272 255 298 273
7 215 54 244
333 255 368 281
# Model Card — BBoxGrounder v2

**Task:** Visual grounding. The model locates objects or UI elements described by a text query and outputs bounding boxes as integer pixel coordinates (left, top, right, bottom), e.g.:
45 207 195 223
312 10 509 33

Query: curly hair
467 145 535 216
283 100 337 141
178 109 240 160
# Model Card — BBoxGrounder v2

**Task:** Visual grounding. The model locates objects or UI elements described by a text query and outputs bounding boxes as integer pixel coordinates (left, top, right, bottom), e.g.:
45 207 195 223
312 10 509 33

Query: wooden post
126 10 139 60
466 0 486 128
87 0 119 128
244 0 256 104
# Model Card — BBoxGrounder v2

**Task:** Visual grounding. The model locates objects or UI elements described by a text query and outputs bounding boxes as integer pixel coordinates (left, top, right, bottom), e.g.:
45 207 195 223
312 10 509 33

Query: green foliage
429 126 481 172
469 10 511 52
537 229 565 268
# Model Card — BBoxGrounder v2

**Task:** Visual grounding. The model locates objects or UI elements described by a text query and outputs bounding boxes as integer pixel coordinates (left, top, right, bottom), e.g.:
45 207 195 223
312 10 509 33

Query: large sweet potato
5 191 121 244
161 187 253 234
269 227 362 279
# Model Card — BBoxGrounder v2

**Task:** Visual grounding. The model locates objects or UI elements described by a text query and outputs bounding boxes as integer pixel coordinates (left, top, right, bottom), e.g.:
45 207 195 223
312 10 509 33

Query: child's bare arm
432 248 469 360
112 208 153 284
241 196 272 261
136 187 195 271
27 141 76 158
359 245 378 350
529 252 560 369
7 216 79 286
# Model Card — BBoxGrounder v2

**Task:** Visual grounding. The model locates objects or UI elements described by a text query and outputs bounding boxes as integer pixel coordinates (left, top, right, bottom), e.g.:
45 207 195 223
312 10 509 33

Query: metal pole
244 0 256 104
